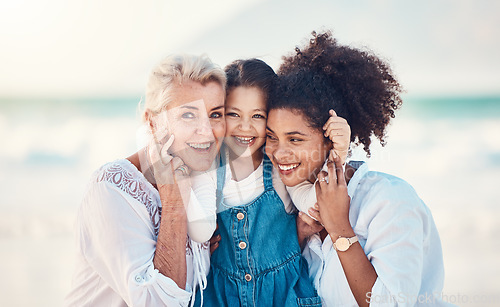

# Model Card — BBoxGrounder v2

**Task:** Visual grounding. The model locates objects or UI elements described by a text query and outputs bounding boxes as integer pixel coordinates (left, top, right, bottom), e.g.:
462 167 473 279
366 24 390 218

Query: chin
183 158 211 172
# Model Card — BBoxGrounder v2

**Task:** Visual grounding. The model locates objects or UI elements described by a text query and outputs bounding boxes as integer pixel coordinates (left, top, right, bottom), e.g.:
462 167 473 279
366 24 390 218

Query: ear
144 109 156 134
323 136 334 150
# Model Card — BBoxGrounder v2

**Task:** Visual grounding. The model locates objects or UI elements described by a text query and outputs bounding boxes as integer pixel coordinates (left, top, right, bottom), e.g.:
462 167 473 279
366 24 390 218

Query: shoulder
85 159 158 211
352 169 432 224
80 159 161 234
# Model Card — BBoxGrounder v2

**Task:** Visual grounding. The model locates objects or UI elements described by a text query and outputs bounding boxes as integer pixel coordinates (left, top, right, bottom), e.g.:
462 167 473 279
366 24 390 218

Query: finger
335 155 347 187
322 110 337 130
317 170 329 186
148 141 162 167
210 241 219 254
170 157 184 171
327 152 338 184
298 211 317 227
322 113 347 130
315 178 322 194
209 234 221 245
329 149 338 161
308 207 321 221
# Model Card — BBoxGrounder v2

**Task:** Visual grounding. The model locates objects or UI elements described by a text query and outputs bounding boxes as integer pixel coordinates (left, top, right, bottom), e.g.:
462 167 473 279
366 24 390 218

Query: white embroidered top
64 159 210 307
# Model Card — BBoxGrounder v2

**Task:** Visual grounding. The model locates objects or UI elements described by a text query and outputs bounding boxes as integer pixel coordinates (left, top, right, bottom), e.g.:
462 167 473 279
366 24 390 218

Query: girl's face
224 86 267 159
152 80 226 171
265 108 331 186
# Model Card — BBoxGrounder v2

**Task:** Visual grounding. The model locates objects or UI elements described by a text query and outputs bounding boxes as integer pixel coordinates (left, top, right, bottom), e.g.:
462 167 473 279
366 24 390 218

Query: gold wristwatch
333 235 358 252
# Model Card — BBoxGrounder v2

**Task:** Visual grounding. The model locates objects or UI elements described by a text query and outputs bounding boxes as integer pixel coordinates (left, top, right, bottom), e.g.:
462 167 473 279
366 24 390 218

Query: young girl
193 59 351 306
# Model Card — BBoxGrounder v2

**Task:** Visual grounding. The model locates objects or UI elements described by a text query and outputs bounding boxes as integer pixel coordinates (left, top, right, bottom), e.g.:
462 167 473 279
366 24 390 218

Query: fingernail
314 203 319 209
298 211 303 216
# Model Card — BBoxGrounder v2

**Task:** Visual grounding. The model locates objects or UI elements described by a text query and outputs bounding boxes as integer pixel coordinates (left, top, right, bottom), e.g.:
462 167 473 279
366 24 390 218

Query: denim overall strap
262 154 274 191
216 151 226 208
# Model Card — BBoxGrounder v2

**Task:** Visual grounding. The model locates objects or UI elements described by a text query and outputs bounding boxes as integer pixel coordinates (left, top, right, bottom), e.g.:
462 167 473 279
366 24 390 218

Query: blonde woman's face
152 80 225 171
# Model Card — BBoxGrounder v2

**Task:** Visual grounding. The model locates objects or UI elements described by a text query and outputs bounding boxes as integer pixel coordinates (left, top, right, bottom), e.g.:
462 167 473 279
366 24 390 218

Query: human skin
128 80 225 289
224 86 267 180
265 108 377 307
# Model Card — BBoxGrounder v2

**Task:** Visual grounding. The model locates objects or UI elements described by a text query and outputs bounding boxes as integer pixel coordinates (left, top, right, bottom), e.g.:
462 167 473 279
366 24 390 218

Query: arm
79 182 191 306
154 182 189 289
311 154 427 306
312 154 377 307
146 135 190 289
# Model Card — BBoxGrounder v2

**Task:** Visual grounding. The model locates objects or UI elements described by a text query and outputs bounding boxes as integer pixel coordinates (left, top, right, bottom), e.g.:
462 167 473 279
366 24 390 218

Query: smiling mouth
187 142 213 152
277 163 300 172
233 136 256 146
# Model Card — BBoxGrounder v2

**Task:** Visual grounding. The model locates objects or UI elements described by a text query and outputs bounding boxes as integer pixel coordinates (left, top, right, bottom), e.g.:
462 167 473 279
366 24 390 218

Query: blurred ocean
1 96 500 306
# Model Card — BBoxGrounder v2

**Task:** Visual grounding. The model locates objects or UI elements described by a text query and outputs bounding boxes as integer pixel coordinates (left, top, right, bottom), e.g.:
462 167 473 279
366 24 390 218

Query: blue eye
253 114 266 119
181 112 195 119
226 112 239 118
210 112 223 119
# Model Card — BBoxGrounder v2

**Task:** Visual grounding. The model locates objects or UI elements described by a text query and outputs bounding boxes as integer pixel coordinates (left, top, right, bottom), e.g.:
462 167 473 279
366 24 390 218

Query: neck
228 148 263 181
127 148 158 189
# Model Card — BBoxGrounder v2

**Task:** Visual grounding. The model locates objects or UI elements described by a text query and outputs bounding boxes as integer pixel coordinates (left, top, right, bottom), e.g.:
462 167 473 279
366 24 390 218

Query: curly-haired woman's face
265 108 331 186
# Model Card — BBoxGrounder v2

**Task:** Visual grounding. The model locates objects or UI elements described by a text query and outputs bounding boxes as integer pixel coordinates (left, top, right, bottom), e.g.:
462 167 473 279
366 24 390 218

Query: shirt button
237 212 245 220
135 275 142 282
244 273 252 281
238 241 247 249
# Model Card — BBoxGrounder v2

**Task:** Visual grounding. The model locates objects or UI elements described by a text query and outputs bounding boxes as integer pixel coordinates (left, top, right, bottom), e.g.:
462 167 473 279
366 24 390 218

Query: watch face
335 237 350 251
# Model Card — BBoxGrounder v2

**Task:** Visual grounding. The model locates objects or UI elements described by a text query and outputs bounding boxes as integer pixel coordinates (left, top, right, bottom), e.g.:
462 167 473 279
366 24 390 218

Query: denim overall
195 154 321 307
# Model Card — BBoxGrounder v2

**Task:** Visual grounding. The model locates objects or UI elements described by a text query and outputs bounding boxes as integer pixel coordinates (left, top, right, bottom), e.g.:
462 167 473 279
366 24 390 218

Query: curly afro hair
271 30 403 156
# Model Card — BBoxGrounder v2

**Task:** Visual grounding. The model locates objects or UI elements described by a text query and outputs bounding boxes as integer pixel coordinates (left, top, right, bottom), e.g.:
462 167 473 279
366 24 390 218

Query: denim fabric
194 154 321 307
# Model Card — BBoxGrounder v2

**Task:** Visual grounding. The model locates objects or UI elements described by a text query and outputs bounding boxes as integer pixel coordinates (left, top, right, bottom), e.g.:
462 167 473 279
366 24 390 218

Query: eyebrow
266 127 308 136
211 106 224 111
181 105 198 110
228 106 266 112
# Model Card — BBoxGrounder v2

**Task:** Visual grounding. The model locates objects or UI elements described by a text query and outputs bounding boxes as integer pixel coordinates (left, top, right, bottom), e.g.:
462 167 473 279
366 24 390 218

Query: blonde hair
142 54 227 122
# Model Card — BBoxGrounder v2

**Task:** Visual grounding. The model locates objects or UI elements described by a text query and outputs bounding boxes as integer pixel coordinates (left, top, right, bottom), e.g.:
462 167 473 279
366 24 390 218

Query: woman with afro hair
265 31 453 306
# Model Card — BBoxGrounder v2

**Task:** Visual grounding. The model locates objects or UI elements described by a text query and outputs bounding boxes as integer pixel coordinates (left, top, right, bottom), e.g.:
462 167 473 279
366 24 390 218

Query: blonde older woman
65 54 226 307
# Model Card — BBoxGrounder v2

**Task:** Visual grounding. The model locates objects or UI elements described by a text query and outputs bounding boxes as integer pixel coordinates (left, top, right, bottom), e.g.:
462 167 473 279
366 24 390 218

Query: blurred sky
1 0 499 98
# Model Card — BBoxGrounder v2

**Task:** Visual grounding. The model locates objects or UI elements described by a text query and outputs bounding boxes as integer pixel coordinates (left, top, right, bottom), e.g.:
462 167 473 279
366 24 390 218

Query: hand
323 110 350 165
209 224 220 255
145 128 192 208
314 150 352 236
297 211 324 250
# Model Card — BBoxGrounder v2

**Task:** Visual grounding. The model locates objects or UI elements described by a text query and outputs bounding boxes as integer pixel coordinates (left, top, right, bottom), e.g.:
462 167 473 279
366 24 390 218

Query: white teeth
188 142 211 149
235 136 255 144
278 163 299 171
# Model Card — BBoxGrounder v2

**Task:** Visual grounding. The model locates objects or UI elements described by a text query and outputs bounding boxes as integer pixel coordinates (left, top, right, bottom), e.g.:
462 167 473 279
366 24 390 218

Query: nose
269 141 292 162
196 116 214 138
238 117 252 131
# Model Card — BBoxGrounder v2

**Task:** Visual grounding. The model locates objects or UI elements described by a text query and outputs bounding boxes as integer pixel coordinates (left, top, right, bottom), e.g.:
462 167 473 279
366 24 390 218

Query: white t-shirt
64 159 210 307
290 161 454 307
190 157 300 215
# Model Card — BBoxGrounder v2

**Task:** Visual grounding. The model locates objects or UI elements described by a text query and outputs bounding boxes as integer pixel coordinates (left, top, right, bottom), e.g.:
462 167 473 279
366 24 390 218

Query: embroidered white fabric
64 159 210 307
